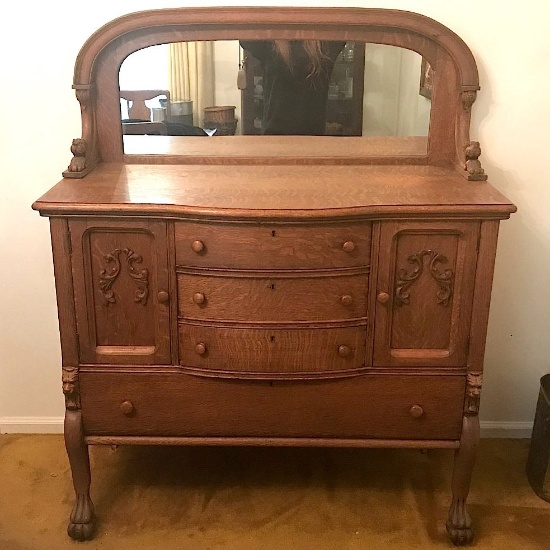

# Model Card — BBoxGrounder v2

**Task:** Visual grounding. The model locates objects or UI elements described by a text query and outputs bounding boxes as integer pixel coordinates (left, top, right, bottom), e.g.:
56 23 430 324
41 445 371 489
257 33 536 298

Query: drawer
179 324 366 374
79 372 465 440
175 221 371 269
178 272 368 322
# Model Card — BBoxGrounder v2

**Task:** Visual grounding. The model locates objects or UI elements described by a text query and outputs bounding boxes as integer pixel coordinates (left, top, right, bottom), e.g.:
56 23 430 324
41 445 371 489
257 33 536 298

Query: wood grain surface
175 221 371 269
177 272 368 323
178 324 367 373
33 164 515 219
122 135 428 162
79 371 465 439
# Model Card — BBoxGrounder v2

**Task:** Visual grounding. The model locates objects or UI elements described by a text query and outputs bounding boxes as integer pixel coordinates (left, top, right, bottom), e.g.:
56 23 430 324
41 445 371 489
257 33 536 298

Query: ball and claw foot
68 494 96 541
446 500 473 546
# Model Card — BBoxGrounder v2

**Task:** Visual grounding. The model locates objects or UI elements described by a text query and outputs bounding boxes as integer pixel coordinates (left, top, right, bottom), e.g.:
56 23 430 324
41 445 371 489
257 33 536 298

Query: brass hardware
377 292 390 304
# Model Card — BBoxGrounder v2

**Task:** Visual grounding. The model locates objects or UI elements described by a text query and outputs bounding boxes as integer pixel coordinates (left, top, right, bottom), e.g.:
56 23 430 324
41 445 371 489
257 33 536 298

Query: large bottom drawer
79 372 465 440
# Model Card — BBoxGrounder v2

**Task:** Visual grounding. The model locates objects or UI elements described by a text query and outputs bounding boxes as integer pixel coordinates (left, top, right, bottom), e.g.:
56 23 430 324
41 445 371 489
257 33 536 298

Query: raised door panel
70 220 172 364
373 221 479 367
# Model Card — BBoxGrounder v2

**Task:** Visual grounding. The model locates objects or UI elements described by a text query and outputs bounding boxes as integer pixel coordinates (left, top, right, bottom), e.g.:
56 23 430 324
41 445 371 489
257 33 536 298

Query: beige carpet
0 435 548 549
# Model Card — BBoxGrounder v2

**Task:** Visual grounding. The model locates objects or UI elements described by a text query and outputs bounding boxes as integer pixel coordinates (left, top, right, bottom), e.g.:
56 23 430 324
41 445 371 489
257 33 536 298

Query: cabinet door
373 221 479 367
70 220 172 364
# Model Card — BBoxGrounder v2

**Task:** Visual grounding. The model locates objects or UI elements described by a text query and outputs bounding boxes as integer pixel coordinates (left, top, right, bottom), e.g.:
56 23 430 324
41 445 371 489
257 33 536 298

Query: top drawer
175 222 371 270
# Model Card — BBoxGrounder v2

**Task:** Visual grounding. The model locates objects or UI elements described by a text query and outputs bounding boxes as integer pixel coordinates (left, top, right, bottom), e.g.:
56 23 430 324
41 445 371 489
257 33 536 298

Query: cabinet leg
64 410 96 541
446 414 479 546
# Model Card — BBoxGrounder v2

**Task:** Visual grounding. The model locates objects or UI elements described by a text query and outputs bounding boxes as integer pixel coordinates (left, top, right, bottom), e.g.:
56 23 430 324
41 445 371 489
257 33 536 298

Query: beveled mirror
118 40 431 147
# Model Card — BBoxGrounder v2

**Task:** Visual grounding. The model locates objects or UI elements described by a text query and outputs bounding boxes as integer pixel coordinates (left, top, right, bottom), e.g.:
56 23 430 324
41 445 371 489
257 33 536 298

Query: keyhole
271 230 276 237
270 335 275 342
269 283 276 290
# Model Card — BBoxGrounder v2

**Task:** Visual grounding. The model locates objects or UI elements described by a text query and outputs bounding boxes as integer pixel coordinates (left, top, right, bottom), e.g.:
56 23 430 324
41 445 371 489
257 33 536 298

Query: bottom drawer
79 372 465 440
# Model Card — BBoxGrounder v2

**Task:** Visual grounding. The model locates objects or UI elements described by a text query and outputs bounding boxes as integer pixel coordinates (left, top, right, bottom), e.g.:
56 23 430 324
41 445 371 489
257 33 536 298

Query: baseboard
0 417 534 438
0 417 64 434
480 421 533 439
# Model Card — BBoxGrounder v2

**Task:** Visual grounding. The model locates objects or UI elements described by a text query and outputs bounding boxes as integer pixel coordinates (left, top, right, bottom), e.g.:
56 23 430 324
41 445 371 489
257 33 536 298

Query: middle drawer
178 272 368 322
179 323 367 374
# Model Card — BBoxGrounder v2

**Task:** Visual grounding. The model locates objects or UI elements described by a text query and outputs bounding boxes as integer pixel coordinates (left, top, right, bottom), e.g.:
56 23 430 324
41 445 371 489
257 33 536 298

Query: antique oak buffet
32 7 515 545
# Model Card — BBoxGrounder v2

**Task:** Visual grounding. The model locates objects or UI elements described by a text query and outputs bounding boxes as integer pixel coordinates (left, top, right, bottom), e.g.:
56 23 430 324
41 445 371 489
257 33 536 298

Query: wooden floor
0 435 548 549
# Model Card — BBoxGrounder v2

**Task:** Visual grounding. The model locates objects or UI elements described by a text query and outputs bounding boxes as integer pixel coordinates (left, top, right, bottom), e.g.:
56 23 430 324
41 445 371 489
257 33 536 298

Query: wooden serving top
33 163 516 220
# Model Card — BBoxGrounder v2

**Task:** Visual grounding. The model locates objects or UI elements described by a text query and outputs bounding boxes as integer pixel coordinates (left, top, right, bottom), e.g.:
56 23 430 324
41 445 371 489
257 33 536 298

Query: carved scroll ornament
395 249 454 307
464 372 483 416
62 366 80 411
98 248 149 306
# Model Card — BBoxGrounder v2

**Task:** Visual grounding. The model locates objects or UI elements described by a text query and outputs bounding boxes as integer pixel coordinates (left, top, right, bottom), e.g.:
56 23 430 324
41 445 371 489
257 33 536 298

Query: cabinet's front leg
65 409 95 540
446 373 481 546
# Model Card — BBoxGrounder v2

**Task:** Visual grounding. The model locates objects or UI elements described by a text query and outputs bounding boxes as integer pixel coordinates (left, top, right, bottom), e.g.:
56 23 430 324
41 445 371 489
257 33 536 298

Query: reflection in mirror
119 41 431 149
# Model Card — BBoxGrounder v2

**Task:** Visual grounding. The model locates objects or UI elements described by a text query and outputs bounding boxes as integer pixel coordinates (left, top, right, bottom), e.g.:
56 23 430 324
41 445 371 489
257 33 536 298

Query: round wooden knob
341 294 353 306
409 405 424 418
195 343 207 355
377 291 390 304
120 401 134 416
193 292 206 305
342 241 355 253
338 345 351 357
157 291 169 304
191 240 205 253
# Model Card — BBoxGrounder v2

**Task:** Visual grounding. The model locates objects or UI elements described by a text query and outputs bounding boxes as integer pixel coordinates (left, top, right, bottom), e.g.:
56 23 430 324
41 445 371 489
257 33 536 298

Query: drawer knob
193 292 206 305
377 291 390 304
409 405 424 418
195 342 207 355
191 240 205 253
120 401 135 416
157 291 169 304
338 345 351 357
342 240 356 253
341 294 353 306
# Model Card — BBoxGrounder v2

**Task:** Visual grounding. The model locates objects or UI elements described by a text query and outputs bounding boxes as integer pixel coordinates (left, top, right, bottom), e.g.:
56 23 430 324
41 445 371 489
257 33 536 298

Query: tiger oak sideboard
32 7 516 545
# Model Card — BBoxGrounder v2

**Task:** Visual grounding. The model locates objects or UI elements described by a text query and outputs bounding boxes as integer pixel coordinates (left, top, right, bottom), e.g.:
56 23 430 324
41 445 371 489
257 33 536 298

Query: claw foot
446 499 473 546
68 494 96 541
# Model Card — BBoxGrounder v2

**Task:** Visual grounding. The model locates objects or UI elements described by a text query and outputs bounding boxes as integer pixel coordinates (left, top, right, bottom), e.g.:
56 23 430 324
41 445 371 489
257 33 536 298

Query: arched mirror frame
66 7 484 180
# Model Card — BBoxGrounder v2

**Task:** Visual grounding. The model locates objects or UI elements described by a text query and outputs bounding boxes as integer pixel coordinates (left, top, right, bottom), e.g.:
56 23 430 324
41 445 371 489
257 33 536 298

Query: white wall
1 0 549 435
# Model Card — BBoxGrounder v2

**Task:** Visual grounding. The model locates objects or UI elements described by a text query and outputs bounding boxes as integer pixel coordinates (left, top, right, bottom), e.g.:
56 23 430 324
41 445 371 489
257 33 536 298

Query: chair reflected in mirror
120 90 207 136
